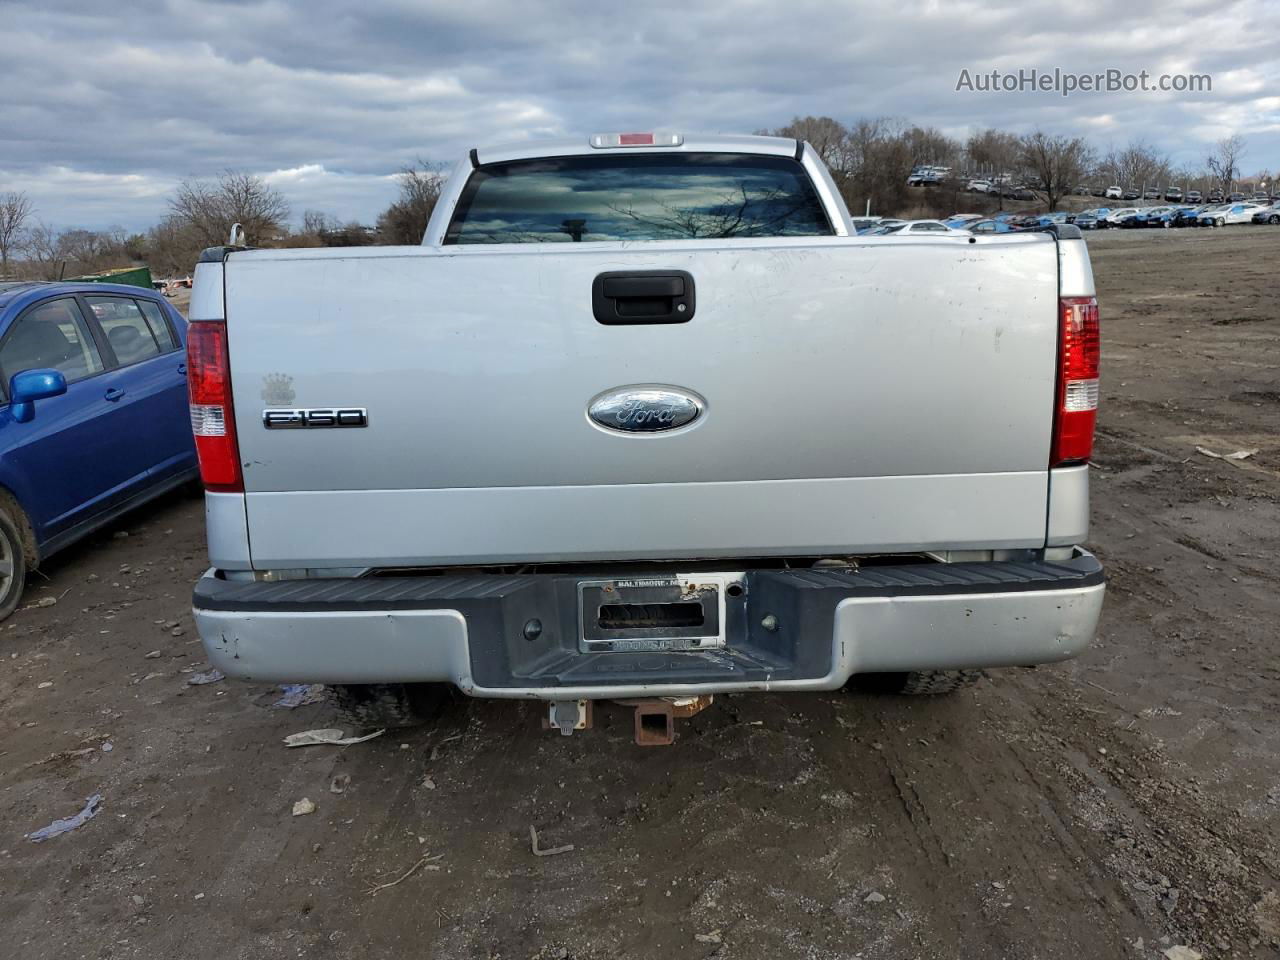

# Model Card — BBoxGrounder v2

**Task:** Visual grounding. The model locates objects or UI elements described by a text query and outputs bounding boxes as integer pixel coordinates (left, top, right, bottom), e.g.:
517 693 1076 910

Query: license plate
578 575 731 652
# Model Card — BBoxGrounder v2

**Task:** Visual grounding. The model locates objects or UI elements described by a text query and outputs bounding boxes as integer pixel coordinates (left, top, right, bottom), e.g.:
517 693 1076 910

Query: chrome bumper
193 552 1105 700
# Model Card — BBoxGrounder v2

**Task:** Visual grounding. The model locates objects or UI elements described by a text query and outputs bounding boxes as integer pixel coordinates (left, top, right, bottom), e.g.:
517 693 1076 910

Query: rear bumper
192 552 1105 699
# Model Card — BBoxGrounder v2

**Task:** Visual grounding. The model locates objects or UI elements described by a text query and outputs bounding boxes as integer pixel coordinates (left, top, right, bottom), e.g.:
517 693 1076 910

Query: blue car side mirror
9 369 68 423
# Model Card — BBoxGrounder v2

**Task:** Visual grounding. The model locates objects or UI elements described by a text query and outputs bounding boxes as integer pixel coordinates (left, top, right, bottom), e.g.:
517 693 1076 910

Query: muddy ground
2 227 1279 960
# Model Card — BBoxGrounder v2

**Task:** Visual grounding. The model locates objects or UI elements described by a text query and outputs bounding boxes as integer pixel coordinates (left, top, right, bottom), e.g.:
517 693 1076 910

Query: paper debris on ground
1196 445 1259 461
1163 947 1203 960
292 797 317 816
27 794 103 842
187 670 225 686
273 683 325 708
283 728 385 748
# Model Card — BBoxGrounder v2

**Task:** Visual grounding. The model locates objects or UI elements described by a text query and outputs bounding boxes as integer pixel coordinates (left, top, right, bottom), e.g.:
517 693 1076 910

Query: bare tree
15 221 142 280
774 116 850 171
966 129 1020 179
168 171 290 247
1207 135 1246 196
376 160 446 244
0 191 34 276
1019 132 1094 211
146 215 206 278
301 209 337 236
904 125 961 170
1099 139 1171 193
21 221 61 279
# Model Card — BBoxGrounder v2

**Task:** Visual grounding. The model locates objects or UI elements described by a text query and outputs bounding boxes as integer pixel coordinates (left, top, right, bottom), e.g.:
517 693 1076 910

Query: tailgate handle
593 270 695 325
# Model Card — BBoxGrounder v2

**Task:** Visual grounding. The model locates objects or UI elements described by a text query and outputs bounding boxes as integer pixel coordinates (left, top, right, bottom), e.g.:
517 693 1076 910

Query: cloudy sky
3 0 1278 232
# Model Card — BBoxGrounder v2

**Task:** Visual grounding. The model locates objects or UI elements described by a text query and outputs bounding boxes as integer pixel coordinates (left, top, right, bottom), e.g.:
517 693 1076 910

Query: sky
2 0 1278 232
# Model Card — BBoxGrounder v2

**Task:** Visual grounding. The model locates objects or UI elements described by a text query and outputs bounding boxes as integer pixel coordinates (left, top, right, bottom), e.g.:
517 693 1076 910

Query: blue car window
85 297 162 366
135 300 178 352
0 297 105 385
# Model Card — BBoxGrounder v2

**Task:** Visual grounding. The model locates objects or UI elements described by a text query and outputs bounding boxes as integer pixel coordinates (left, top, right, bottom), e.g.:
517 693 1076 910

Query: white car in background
1201 202 1265 226
1100 207 1139 228
1105 185 1123 199
966 179 994 193
869 219 971 236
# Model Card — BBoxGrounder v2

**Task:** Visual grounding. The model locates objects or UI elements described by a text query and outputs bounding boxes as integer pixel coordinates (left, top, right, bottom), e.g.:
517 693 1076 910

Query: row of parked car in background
1084 186 1277 204
851 198 1280 238
959 176 1276 206
1064 199 1280 230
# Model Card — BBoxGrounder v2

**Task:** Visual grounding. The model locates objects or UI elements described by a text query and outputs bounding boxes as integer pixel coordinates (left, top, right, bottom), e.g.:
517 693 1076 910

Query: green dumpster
71 266 153 290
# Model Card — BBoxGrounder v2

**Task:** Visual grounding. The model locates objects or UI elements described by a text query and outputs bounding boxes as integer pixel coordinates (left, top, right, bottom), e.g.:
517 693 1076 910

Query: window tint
447 153 834 244
0 298 105 383
136 300 177 352
85 297 161 365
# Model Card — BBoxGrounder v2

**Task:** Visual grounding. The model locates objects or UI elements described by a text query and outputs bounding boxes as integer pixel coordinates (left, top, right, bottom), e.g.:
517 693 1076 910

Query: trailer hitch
541 696 714 744
617 696 715 746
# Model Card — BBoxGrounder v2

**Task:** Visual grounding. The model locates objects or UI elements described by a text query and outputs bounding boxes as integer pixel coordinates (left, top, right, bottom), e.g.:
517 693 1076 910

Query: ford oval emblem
588 386 703 434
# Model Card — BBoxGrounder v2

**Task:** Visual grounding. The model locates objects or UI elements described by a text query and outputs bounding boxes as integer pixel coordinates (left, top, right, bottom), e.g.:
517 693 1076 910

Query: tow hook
544 699 593 736
617 695 715 747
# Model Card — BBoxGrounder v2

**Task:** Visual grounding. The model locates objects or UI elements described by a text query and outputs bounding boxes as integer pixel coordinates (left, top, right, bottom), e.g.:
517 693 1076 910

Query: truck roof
474 133 801 165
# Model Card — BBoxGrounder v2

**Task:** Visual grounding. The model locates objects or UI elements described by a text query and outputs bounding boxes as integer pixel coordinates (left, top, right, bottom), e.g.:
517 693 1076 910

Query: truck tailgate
224 236 1061 567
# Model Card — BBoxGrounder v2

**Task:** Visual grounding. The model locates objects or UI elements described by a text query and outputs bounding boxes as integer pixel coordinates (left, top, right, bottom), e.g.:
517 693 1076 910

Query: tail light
186 321 242 492
1051 296 1100 466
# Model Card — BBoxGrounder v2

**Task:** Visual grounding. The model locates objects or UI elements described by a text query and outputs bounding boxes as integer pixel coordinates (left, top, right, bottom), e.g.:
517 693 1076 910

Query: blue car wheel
0 505 27 620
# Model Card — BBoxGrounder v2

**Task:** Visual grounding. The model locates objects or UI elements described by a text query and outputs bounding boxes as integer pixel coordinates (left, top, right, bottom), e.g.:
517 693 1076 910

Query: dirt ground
2 227 1279 960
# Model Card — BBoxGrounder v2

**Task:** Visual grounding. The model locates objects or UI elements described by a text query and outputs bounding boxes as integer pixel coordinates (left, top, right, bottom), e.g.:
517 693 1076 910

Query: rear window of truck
445 153 834 244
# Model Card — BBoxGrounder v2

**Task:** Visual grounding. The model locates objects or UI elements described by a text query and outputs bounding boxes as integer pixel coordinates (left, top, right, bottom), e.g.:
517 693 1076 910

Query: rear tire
327 682 453 729
851 669 983 696
0 507 29 622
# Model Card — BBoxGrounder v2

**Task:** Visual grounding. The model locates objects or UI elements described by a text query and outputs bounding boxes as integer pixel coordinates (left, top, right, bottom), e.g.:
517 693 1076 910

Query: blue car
0 281 197 616
1146 206 1193 228
1033 211 1071 228
1073 208 1111 229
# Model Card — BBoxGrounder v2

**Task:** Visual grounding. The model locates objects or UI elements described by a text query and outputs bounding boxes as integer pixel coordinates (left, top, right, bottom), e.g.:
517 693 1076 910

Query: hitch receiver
622 695 715 746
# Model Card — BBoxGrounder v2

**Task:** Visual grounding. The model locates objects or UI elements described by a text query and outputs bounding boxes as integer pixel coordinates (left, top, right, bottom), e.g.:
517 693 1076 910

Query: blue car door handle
178 363 187 376
104 387 126 402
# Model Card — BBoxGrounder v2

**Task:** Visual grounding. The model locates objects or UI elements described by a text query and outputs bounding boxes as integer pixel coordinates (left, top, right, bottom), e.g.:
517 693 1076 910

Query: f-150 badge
587 387 701 433
262 408 368 429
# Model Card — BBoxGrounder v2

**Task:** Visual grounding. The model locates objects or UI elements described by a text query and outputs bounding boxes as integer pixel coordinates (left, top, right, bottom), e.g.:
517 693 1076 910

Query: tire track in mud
808 689 1149 958
994 673 1280 956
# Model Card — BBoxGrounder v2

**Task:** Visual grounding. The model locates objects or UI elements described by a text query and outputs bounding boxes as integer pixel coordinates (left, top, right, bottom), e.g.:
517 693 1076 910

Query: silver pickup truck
188 132 1104 736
